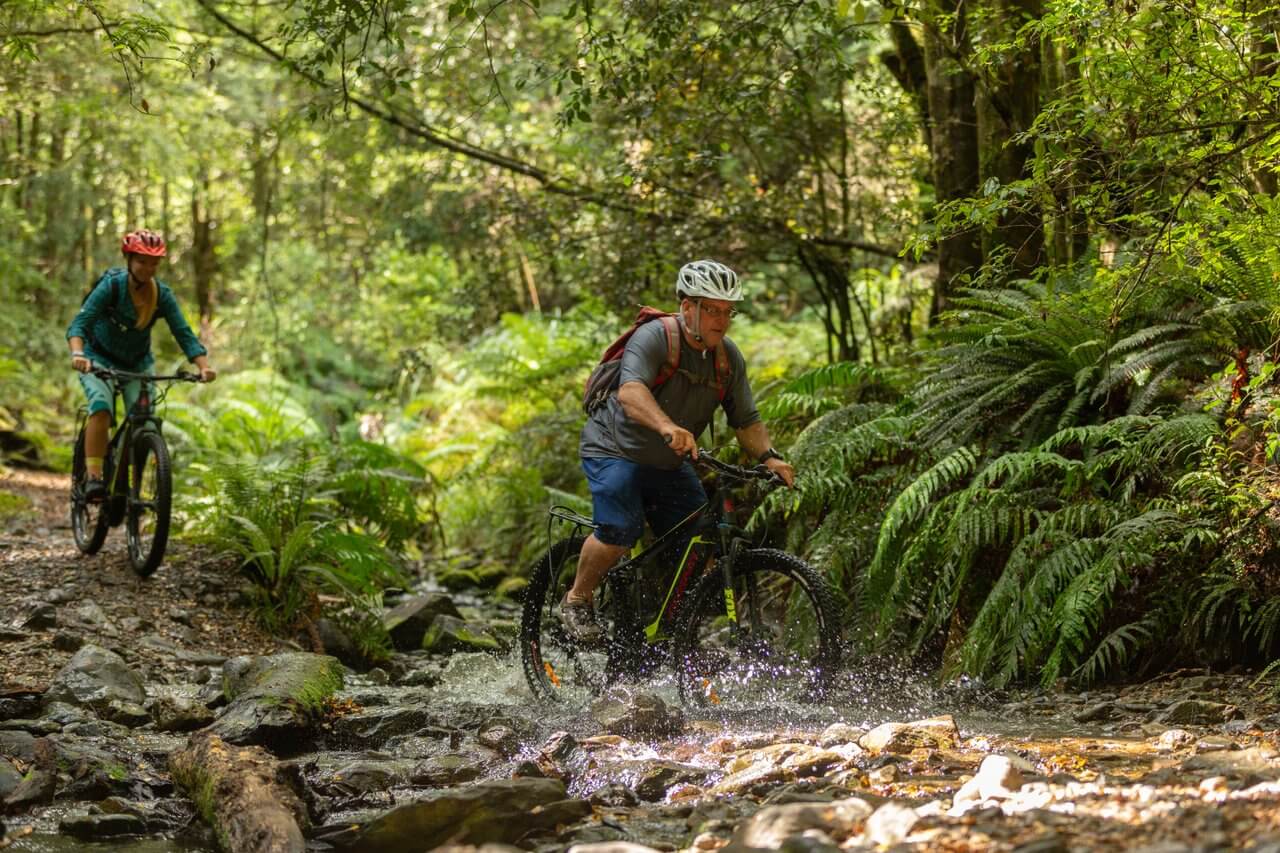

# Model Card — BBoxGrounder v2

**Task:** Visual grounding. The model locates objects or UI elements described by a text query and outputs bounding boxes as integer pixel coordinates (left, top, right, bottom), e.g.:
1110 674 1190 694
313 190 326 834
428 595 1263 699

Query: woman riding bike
66 229 217 500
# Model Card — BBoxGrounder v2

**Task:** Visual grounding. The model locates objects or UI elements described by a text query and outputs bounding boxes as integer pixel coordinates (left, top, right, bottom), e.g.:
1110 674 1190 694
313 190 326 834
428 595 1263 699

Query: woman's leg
78 372 115 478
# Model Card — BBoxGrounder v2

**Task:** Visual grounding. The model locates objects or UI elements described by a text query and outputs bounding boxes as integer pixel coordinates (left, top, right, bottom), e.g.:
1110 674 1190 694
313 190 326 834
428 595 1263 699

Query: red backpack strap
713 342 732 401
653 315 681 387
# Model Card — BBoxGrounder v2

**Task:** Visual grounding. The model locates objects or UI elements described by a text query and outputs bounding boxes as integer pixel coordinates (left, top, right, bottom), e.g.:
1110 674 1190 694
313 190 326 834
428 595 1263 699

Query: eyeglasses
699 302 738 321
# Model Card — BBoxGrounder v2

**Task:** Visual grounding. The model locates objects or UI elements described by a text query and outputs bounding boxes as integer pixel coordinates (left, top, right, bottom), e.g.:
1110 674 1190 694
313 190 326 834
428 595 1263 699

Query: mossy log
170 732 307 853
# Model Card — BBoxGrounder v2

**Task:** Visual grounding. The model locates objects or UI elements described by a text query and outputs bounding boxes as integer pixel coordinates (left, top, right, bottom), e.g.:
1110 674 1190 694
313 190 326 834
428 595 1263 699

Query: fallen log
170 732 307 853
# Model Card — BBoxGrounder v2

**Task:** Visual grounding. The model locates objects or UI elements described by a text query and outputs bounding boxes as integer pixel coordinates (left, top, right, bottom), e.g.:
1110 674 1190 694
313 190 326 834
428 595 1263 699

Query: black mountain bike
520 451 841 707
70 366 200 577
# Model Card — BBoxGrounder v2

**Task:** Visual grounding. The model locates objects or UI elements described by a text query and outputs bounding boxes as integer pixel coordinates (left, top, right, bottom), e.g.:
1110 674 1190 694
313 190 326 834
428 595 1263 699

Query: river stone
1150 700 1238 726
817 723 864 748
384 594 463 651
1156 729 1196 751
859 715 960 754
328 777 589 850
102 700 150 728
422 615 503 655
43 645 145 712
590 690 685 738
150 696 215 733
41 702 94 727
209 653 345 747
1073 702 1116 723
329 706 437 748
0 730 37 762
410 751 487 786
626 760 708 802
951 755 1025 813
568 845 662 853
589 782 640 807
59 812 147 839
477 722 521 757
22 603 56 630
0 758 21 799
725 797 874 851
331 760 410 793
864 802 920 847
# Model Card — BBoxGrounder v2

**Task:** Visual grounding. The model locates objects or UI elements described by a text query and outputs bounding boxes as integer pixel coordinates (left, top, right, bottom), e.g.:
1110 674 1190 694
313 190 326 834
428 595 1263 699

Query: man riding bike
564 259 795 643
66 229 217 500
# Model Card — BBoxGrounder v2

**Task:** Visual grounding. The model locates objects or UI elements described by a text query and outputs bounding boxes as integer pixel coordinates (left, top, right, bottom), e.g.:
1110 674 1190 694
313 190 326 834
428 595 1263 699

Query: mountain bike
70 366 200 577
520 450 841 707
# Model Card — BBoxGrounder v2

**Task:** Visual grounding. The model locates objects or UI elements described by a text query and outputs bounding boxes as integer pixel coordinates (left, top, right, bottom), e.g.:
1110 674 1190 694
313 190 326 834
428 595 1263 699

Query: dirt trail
0 468 276 689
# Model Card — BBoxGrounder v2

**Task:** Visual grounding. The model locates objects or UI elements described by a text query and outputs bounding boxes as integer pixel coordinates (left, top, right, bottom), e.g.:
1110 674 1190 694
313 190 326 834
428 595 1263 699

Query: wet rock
1150 699 1238 726
589 782 640 807
591 690 685 738
328 706 437 748
40 702 93 727
725 797 873 851
1156 729 1195 751
0 690 42 721
3 737 56 811
0 759 21 800
367 668 390 685
569 845 661 853
384 593 463 651
1195 736 1237 753
864 802 920 847
512 760 546 778
541 731 580 763
43 645 145 712
630 760 709 802
0 731 37 762
0 719 58 735
858 715 960 754
209 653 344 747
52 631 84 652
330 760 410 794
410 752 487 786
817 723 864 748
150 696 215 733
22 603 56 630
315 617 365 668
48 735 137 800
868 764 898 785
951 755 1025 813
1073 702 1116 723
102 700 150 728
325 777 588 850
478 722 521 757
1013 834 1069 853
422 615 503 655
59 812 147 838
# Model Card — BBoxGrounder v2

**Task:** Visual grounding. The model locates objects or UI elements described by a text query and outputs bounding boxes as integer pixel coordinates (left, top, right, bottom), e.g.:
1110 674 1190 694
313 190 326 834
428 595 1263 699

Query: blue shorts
582 456 708 547
79 369 148 418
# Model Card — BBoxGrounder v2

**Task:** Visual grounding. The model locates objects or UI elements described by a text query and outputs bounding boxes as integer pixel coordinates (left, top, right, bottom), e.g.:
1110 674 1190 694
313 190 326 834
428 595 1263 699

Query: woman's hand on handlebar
71 355 92 374
199 366 217 383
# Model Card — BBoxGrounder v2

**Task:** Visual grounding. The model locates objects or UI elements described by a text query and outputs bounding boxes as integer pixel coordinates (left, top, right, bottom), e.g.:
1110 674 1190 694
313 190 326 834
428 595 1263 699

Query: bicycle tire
126 430 172 577
520 535 625 702
70 428 109 555
674 548 841 708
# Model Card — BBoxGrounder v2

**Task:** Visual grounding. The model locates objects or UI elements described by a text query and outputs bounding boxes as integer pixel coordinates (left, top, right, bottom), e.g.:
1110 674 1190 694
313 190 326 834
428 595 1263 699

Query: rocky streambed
5 470 1280 852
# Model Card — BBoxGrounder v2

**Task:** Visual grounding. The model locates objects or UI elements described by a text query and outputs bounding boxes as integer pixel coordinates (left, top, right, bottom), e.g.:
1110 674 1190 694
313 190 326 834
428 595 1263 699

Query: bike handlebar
88 366 202 383
693 448 783 485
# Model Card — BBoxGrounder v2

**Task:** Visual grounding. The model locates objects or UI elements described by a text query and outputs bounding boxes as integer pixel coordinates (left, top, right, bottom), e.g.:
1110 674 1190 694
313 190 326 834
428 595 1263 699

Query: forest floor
4 468 1280 852
0 468 277 690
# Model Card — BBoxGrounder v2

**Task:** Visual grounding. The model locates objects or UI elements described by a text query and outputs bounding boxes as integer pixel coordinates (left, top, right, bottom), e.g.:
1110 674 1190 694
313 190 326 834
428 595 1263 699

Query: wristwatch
757 448 783 464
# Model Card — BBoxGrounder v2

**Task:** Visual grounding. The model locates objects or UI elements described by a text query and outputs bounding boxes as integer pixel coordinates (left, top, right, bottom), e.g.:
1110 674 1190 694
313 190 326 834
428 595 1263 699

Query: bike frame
547 455 771 649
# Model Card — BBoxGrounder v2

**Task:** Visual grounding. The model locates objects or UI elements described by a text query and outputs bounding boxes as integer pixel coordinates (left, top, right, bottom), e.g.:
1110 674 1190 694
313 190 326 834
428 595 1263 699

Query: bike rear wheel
70 428 109 555
126 430 172 577
675 548 841 708
520 536 628 702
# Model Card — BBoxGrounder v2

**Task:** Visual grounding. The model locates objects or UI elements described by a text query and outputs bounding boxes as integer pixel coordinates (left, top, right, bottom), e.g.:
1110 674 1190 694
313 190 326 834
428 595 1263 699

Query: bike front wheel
675 548 841 709
126 430 172 577
70 428 109 555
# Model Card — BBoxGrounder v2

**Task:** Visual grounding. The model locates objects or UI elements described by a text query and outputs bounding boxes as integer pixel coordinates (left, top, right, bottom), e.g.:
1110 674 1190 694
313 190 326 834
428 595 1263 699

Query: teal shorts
78 364 149 419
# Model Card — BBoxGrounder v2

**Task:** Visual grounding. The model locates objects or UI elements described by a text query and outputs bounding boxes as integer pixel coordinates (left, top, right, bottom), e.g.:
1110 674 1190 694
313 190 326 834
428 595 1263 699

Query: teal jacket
66 268 208 370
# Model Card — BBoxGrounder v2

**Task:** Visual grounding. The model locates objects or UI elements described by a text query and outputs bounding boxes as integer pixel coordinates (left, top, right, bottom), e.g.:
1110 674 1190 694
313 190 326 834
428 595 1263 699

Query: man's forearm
735 421 774 460
618 381 678 437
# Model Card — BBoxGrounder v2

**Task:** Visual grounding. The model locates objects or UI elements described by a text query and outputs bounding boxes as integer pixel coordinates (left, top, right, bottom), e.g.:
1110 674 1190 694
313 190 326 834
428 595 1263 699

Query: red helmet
121 229 167 257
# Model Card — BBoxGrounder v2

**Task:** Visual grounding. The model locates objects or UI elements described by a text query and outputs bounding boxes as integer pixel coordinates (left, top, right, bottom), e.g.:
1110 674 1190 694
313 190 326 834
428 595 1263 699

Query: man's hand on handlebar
663 428 698 460
763 456 795 488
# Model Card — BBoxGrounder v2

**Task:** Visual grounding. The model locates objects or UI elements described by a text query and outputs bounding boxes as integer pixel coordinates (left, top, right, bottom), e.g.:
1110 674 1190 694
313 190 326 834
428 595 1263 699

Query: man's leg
567 534 629 604
562 457 644 642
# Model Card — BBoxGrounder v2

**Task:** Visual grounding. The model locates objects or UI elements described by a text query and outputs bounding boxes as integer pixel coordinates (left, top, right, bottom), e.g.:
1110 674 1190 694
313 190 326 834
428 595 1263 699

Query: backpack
582 307 732 414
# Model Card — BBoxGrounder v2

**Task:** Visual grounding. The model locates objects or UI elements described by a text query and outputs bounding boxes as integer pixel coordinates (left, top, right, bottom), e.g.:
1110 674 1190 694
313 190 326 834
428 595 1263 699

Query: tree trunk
191 169 217 326
798 244 859 362
975 0 1045 276
170 733 307 853
922 2 983 318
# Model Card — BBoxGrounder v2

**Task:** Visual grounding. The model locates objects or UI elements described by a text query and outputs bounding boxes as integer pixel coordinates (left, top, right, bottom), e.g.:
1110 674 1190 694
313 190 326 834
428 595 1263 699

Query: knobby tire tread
520 535 586 702
71 428 109 555
127 431 172 577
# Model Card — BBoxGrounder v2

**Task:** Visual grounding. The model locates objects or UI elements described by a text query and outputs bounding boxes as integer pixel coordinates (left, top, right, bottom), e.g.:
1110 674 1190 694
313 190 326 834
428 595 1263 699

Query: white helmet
676 259 743 302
